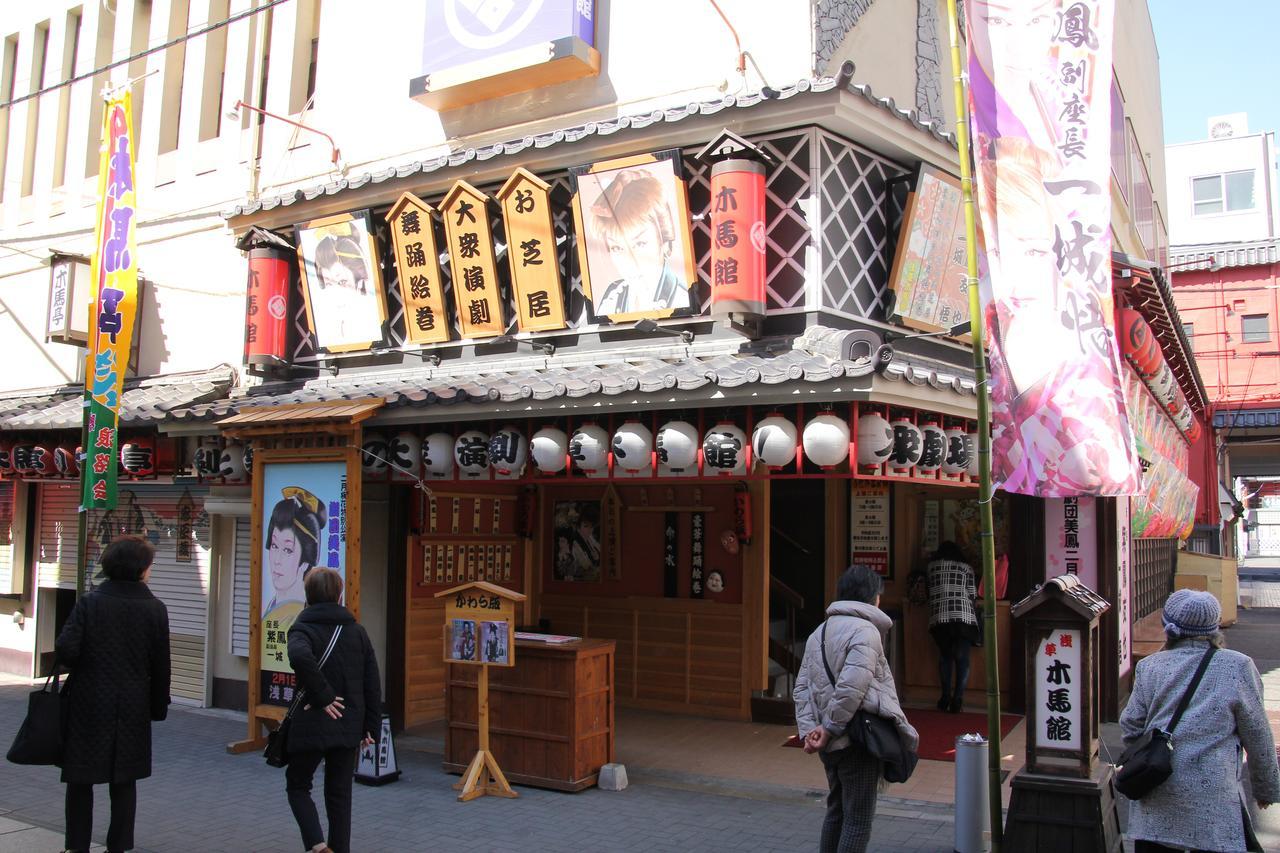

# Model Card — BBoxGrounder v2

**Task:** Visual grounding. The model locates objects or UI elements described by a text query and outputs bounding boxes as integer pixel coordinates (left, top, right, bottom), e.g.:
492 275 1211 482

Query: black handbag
6 669 67 766
264 625 342 768
821 621 919 783
1114 646 1216 800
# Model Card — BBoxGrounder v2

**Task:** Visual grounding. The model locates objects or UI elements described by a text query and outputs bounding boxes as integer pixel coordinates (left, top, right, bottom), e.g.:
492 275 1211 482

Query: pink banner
967 1 1140 497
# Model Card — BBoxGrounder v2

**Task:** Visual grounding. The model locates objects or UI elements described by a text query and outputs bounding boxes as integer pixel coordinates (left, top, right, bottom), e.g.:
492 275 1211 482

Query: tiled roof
0 365 238 432
1168 238 1280 271
227 63 955 219
1214 407 1280 429
170 327 977 424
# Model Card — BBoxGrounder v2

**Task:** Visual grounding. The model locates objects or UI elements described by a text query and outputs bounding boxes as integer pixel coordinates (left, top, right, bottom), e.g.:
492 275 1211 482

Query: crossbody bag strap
1167 646 1216 734
284 625 344 720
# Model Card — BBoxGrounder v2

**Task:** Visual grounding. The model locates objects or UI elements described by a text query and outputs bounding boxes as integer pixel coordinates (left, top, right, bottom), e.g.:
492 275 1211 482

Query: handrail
770 575 805 611
770 524 812 556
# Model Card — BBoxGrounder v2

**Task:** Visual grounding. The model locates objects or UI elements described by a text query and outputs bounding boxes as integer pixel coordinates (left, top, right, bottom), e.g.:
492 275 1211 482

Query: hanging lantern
888 418 923 471
422 432 456 479
242 441 256 475
29 444 56 477
941 427 970 475
529 427 569 474
703 422 749 476
611 421 654 476
0 440 13 475
243 242 292 370
219 442 248 482
698 135 768 328
752 414 797 469
965 432 981 479
803 412 851 469
54 444 80 478
120 437 157 478
856 412 894 468
387 432 422 482
917 422 946 473
193 439 221 478
488 427 528 479
569 424 610 477
1120 307 1163 381
361 432 390 478
454 430 491 479
11 444 36 475
656 420 699 475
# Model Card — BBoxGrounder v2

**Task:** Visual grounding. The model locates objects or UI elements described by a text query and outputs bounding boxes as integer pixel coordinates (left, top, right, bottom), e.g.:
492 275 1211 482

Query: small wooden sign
386 193 451 345
441 180 505 339
497 168 567 332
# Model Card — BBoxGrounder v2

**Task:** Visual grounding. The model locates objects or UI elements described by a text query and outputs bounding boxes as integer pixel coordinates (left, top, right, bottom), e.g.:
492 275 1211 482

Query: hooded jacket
793 600 918 754
286 602 382 752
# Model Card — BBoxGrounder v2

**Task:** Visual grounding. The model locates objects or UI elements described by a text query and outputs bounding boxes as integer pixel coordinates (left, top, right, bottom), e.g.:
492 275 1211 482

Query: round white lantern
803 413 851 468
702 423 749 476
917 423 946 472
751 415 798 469
965 432 981 478
611 422 654 476
361 432 389 477
656 420 699 475
193 440 220 478
569 424 610 476
387 432 422 482
941 427 970 475
422 432 456 479
855 412 894 468
888 418 923 470
530 427 568 473
454 430 491 479
219 442 248 482
488 427 528 479
242 441 255 473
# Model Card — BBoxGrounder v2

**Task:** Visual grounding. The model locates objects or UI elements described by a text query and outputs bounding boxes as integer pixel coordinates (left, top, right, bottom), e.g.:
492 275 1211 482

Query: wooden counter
444 638 615 792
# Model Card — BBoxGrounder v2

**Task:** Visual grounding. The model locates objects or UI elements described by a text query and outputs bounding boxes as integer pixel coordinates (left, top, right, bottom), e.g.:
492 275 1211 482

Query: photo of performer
298 213 386 350
451 619 477 662
264 487 327 616
482 621 509 665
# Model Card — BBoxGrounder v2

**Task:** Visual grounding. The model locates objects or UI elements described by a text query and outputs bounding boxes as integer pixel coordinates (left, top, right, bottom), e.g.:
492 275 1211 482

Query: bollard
954 733 989 853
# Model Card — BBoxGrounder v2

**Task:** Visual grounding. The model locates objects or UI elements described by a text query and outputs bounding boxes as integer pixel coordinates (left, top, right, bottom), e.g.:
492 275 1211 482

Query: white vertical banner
1034 627 1082 752
1116 497 1133 678
1045 496 1098 590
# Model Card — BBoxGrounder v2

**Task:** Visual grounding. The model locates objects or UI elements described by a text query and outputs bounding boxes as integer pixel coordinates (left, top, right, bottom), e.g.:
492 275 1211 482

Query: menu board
888 164 971 333
850 483 891 576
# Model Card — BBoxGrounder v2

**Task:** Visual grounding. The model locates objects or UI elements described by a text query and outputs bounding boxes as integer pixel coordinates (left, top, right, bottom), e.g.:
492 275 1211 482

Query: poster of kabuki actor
260 461 348 706
296 210 387 352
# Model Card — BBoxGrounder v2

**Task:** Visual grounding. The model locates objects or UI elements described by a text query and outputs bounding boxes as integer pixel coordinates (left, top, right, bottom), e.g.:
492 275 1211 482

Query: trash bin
955 733 989 853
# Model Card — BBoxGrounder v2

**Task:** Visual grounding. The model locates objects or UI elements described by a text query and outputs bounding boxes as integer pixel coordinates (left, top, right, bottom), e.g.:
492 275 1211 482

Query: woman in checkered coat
926 541 978 713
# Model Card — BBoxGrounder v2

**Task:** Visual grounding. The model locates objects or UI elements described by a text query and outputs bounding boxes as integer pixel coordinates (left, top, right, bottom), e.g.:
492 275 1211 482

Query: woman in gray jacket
793 564 919 853
1120 589 1277 852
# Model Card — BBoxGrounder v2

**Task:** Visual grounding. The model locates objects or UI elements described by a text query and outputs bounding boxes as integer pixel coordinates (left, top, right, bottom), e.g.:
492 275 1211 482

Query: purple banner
422 0 594 74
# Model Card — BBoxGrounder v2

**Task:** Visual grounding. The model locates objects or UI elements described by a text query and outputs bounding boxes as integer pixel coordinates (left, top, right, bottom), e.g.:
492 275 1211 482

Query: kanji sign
850 483 891 576
1033 627 1082 752
1044 497 1097 589
497 168 566 332
888 164 971 334
441 181 505 339
386 193 451 345
437 581 524 668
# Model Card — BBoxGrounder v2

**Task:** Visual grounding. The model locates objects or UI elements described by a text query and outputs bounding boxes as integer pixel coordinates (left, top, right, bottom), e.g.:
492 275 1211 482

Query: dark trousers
64 780 136 852
818 746 881 853
1133 842 1211 853
286 746 357 853
932 623 973 704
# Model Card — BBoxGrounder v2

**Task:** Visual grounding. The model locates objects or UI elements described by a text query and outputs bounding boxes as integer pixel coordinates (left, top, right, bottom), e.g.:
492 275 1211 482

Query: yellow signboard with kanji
441 181 505 339
497 168 566 332
386 193 451 345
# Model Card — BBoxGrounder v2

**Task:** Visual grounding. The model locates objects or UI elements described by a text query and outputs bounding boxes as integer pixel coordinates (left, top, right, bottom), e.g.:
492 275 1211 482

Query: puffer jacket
286 602 382 752
793 600 918 754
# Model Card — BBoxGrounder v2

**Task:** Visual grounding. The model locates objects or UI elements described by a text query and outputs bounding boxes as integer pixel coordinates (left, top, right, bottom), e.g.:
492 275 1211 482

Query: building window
1241 314 1270 344
1192 170 1256 216
1181 322 1194 350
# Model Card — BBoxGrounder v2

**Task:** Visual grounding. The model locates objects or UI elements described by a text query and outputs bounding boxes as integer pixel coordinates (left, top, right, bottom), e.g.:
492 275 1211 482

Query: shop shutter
231 516 252 657
36 483 83 589
0 482 15 594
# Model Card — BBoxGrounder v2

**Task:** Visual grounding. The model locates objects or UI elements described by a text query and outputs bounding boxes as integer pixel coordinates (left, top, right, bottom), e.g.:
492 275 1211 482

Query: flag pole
943 1 1003 848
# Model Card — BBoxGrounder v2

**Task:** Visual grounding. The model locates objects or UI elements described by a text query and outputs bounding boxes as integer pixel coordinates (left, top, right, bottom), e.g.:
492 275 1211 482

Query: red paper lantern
1120 308 1162 380
707 160 766 321
0 440 13 476
29 445 55 477
244 244 291 368
11 444 37 475
54 445 79 477
120 436 157 478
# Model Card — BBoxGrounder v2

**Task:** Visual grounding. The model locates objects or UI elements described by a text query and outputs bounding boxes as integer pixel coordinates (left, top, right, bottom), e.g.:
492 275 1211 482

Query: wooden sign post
435 580 526 802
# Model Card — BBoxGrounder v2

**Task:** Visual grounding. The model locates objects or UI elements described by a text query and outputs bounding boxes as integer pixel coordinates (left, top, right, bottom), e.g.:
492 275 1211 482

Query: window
1182 322 1194 339
21 22 51 197
1193 170 1256 216
1242 314 1270 344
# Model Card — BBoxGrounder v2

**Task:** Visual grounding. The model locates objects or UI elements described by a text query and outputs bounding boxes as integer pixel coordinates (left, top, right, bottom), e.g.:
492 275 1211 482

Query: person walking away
285 568 382 853
56 536 171 853
1120 589 1278 852
793 564 919 853
926 541 979 713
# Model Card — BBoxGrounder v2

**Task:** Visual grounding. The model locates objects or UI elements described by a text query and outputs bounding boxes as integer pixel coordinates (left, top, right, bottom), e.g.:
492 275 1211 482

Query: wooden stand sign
435 581 526 802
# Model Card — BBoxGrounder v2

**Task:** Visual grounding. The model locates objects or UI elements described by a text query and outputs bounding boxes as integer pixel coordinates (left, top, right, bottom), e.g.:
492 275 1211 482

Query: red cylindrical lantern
708 159 766 321
244 244 291 368
54 445 80 478
1120 308 1162 380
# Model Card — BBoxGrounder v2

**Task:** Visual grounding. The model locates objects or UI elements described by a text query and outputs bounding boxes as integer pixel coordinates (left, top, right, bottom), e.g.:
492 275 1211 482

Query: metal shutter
36 483 82 589
231 516 252 657
0 482 15 594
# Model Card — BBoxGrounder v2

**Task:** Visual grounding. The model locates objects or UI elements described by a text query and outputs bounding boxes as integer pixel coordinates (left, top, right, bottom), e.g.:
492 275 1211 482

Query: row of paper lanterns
0 439 159 478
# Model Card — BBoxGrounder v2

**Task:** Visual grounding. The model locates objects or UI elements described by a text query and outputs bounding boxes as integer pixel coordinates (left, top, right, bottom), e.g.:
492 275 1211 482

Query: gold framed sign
386 193 451 345
441 181 506 339
497 168 567 332
296 210 388 352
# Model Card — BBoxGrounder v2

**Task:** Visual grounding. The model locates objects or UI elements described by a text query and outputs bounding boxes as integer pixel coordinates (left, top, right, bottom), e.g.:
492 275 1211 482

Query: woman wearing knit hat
1119 589 1278 851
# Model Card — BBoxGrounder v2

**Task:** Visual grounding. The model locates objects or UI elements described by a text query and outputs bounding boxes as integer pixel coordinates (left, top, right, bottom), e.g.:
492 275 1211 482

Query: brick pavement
0 684 957 852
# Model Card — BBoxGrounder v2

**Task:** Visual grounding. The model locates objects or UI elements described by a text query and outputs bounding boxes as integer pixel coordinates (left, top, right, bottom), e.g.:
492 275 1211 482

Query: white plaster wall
824 0 919 118
1114 0 1167 223
1166 135 1275 245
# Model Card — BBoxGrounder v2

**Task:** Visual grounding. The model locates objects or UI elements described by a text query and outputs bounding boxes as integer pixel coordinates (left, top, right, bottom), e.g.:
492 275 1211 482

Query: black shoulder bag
1114 645 1216 800
264 625 343 768
6 667 68 766
820 621 919 783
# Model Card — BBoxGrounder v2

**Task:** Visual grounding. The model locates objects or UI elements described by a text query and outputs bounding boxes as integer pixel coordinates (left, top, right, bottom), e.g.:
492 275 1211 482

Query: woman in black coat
55 535 171 853
285 567 382 853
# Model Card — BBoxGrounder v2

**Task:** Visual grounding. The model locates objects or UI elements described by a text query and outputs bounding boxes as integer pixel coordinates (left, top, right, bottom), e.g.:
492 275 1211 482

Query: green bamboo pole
943 1 1003 848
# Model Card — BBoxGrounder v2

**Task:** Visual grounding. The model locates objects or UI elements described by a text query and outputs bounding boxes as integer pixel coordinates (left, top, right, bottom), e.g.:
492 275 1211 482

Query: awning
216 399 384 430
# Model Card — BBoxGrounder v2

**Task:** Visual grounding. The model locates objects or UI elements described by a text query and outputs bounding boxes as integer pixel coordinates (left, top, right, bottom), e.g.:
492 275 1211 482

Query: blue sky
1150 0 1280 144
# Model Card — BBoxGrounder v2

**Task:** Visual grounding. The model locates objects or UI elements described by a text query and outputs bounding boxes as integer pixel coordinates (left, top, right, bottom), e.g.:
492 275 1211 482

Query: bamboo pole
943 1 1004 848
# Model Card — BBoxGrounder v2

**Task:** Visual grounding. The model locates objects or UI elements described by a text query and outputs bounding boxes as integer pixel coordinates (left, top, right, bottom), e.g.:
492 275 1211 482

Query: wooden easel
452 666 517 801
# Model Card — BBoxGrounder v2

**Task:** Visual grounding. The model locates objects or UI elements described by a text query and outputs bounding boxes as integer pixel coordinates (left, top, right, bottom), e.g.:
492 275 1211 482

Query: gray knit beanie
1161 589 1221 638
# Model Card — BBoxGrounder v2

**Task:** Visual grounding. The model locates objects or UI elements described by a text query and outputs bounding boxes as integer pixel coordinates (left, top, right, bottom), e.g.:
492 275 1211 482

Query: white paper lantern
752 415 797 469
888 418 923 470
656 420 699 475
703 423 748 476
917 423 946 472
219 442 248 482
361 432 390 477
611 422 654 476
1148 362 1178 407
387 432 422 482
803 413 851 468
193 440 220 478
454 430 491 479
941 427 970 475
242 441 255 474
422 432 456 479
530 426 568 473
488 427 528 479
569 424 610 476
856 412 894 468
965 432 981 479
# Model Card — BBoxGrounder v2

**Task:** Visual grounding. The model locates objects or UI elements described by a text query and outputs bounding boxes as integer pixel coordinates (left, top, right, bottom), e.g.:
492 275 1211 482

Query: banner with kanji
967 1 1140 497
83 89 140 510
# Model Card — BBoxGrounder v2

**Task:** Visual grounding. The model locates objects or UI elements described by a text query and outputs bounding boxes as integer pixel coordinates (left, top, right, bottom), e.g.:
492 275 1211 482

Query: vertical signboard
888 165 971 333
1033 627 1082 752
441 180 505 339
1116 498 1132 678
47 256 93 344
497 168 567 332
387 193 452 345
850 483 891 576
1044 497 1098 590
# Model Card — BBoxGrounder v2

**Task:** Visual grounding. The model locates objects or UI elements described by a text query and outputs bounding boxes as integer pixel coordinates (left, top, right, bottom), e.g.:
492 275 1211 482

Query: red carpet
905 708 1022 762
